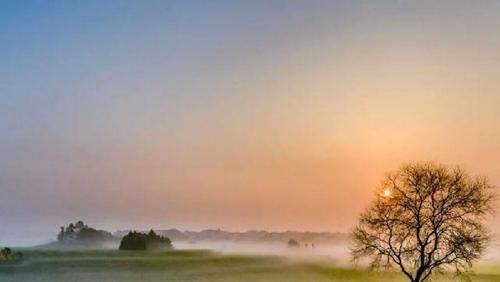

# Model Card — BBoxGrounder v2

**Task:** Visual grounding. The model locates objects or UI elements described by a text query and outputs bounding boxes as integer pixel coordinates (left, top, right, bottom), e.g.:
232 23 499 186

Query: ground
0 249 499 282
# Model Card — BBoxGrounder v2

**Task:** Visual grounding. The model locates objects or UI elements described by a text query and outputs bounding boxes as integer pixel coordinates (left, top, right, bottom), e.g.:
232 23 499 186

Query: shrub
0 248 22 263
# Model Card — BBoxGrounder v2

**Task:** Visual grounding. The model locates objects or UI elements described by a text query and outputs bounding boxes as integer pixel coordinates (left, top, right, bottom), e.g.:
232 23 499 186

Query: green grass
0 249 498 281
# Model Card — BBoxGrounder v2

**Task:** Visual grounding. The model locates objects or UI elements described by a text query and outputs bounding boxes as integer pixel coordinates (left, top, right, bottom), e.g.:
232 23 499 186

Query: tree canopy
352 162 496 282
119 230 172 251
57 220 115 247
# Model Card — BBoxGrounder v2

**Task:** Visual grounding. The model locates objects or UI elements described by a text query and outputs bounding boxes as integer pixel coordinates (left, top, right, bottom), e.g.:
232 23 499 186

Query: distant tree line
113 229 346 244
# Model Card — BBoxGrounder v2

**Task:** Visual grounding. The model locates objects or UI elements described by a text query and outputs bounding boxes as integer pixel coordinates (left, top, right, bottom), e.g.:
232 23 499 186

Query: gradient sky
2 0 500 246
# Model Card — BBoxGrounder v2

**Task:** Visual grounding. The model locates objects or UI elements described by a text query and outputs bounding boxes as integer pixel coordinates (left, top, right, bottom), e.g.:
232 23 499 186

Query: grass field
0 249 499 282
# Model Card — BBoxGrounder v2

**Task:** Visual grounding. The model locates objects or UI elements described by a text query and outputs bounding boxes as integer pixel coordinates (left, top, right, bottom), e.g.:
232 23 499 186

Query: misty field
0 249 499 282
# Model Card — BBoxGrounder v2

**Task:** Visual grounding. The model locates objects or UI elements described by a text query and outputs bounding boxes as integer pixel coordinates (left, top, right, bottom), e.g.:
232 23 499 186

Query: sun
383 189 391 197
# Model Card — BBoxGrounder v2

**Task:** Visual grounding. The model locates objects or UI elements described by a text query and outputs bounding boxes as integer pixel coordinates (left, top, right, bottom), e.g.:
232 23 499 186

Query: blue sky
2 0 500 246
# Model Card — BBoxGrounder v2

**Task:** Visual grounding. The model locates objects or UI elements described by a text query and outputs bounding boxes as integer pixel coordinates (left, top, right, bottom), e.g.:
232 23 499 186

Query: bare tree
352 162 496 282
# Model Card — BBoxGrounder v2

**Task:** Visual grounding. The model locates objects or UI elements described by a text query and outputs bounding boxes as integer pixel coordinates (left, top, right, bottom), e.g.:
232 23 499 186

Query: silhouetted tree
56 221 114 247
352 162 496 282
119 230 172 251
57 227 65 242
76 227 113 245
119 232 147 250
75 220 85 229
148 229 157 238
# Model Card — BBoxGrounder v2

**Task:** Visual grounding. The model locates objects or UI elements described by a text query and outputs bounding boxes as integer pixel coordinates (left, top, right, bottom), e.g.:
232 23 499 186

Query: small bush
0 248 22 263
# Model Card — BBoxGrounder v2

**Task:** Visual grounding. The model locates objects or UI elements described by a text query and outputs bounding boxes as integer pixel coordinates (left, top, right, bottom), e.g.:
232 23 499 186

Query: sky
2 0 500 246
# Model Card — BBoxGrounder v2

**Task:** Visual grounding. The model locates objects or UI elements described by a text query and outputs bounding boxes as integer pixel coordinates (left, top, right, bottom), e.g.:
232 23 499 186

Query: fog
175 240 500 264
2 227 500 266
175 241 349 262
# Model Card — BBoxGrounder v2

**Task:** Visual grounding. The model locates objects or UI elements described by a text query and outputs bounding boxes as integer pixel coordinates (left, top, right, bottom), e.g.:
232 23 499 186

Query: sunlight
383 189 391 198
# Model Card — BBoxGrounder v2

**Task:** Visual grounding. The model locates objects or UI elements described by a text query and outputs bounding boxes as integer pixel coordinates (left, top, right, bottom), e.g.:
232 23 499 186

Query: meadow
1 249 499 282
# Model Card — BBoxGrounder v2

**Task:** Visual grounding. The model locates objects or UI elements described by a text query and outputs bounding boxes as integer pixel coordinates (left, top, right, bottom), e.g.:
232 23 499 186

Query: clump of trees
119 230 172 251
352 162 496 282
57 220 115 247
0 248 22 263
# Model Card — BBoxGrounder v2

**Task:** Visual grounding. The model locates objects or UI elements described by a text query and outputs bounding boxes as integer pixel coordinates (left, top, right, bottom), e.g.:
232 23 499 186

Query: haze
2 0 500 246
